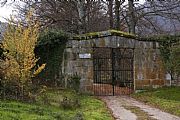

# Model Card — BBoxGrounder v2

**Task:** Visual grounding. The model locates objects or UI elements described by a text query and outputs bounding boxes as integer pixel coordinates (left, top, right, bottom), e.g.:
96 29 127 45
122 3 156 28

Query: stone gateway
62 30 167 95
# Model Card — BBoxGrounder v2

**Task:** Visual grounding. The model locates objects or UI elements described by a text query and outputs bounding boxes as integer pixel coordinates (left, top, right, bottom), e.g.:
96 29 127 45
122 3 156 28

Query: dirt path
100 96 180 120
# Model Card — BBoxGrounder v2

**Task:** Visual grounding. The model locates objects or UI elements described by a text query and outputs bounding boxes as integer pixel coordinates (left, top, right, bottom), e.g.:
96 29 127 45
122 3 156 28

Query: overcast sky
0 1 21 22
0 5 14 22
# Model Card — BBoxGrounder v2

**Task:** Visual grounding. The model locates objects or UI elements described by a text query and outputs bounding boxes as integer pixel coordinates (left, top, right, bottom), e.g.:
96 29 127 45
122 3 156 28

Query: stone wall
62 36 167 93
134 41 166 89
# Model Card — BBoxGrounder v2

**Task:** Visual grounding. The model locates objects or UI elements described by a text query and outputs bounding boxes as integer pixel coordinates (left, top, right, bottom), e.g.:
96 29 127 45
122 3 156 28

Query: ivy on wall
1 28 180 85
159 36 180 81
34 29 68 86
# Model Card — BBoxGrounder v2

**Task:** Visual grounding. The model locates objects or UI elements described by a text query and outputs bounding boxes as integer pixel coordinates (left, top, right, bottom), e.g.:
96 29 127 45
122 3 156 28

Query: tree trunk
108 0 114 29
128 0 135 34
77 0 86 34
115 0 120 30
86 0 90 32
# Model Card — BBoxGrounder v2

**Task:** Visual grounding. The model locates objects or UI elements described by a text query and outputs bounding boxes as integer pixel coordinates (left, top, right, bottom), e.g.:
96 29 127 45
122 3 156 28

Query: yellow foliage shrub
0 10 45 99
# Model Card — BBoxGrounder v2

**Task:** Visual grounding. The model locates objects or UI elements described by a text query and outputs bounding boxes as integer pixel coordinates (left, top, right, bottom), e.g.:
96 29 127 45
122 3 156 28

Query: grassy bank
0 89 113 120
132 87 180 116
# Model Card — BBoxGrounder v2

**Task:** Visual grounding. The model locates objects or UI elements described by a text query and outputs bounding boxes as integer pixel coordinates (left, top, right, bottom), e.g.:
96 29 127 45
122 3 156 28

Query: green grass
0 89 113 120
132 86 180 117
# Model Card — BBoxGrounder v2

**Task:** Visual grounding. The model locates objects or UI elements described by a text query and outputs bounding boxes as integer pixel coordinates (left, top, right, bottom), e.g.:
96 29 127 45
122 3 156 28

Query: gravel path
100 96 180 120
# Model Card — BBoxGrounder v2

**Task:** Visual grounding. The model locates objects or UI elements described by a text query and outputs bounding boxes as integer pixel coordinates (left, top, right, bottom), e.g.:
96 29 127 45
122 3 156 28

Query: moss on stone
108 30 136 38
138 34 180 42
72 30 136 40
71 30 180 43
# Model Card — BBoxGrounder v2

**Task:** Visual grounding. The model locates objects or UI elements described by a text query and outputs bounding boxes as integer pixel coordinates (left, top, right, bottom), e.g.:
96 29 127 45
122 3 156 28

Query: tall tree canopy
1 0 180 35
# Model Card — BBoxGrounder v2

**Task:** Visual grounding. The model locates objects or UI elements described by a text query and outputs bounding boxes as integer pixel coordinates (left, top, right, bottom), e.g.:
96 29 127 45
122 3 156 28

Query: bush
60 96 81 110
67 75 81 92
72 112 84 120
53 112 63 120
39 92 50 105
0 10 45 101
34 29 68 87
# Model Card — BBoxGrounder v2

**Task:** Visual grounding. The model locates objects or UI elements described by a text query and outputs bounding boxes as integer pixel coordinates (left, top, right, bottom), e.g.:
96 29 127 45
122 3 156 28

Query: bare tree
134 0 180 35
15 0 109 34
108 0 114 29
115 0 123 30
3 0 180 35
128 0 135 34
76 0 86 33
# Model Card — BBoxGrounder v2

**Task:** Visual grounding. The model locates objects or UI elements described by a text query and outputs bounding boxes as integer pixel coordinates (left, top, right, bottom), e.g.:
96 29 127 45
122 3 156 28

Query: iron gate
93 47 134 95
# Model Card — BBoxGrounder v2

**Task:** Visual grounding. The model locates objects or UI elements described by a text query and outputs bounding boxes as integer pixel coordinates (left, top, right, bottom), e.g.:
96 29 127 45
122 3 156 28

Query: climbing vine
35 29 68 86
159 36 180 81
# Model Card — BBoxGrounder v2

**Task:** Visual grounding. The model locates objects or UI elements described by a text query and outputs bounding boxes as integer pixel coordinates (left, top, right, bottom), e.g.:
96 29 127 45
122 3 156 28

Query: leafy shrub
53 112 63 120
72 112 84 120
35 29 68 87
160 38 180 81
60 96 81 110
29 107 45 116
28 85 47 103
40 93 50 105
67 75 81 92
0 81 19 100
0 48 3 59
0 10 45 101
